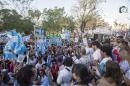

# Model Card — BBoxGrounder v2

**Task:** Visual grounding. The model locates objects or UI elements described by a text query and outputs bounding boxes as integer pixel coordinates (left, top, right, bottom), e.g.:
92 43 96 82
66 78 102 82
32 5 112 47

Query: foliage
28 9 41 25
42 7 75 32
0 0 34 33
0 0 75 33
0 9 34 32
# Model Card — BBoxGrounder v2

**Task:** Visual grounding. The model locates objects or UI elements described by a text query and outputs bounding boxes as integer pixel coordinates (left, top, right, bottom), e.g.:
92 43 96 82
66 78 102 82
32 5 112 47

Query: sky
32 0 130 26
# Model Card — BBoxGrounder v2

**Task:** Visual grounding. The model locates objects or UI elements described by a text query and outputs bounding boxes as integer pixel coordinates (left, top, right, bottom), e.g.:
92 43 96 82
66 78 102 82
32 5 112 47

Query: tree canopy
0 9 34 32
42 7 75 32
0 0 107 33
0 0 75 33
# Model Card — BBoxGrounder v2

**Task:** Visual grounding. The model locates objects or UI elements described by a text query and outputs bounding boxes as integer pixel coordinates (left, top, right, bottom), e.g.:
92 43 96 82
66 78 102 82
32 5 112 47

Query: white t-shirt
57 67 72 86
93 49 102 61
59 65 64 71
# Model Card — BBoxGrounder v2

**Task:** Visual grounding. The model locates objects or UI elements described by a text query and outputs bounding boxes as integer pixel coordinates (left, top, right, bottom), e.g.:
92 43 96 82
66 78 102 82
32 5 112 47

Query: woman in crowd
72 64 95 86
99 44 112 75
97 61 122 86
35 68 50 86
16 65 36 86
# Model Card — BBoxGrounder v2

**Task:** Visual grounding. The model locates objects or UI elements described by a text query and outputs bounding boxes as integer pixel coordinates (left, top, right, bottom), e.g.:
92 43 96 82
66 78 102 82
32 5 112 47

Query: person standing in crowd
119 40 130 86
26 53 37 66
119 40 130 63
16 65 36 86
57 55 64 71
97 61 122 86
79 48 88 65
51 59 59 85
85 42 94 65
92 41 102 66
35 57 45 70
57 57 73 86
111 38 121 63
35 68 50 86
99 44 112 75
72 64 95 86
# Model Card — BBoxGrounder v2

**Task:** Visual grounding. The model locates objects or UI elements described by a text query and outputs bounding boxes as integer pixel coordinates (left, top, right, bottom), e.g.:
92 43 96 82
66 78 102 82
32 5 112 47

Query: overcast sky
32 0 130 25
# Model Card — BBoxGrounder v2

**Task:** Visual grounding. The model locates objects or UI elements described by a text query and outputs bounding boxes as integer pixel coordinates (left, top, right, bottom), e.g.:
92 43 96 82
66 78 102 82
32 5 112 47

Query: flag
4 30 26 59
35 28 44 39
36 39 46 54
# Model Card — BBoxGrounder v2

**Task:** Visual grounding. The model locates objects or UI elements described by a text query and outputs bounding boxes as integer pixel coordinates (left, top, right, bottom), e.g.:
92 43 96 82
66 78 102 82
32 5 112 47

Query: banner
35 39 46 54
49 36 62 46
46 31 61 38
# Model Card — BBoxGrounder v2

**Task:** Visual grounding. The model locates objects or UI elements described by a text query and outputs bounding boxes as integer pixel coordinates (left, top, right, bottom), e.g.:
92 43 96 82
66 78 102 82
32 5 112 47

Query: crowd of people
0 35 130 86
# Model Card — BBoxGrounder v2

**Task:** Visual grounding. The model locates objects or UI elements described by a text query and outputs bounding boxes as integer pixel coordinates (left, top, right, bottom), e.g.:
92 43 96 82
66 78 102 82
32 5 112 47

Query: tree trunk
80 21 86 33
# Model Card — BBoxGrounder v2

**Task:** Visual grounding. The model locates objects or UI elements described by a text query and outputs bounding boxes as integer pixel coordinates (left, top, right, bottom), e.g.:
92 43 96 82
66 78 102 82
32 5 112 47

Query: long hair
16 65 34 86
72 64 93 85
104 61 122 86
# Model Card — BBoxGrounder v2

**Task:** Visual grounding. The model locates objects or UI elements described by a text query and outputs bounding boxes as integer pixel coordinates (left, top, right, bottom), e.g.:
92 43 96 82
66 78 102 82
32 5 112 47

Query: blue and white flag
4 30 26 59
35 27 44 39
36 39 46 54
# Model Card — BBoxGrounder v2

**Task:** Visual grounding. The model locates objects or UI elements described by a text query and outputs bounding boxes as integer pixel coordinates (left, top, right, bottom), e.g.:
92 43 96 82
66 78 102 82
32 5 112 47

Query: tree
0 9 34 32
28 9 41 25
42 7 75 32
63 16 75 31
0 0 35 33
0 0 34 17
85 16 109 30
72 0 105 32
